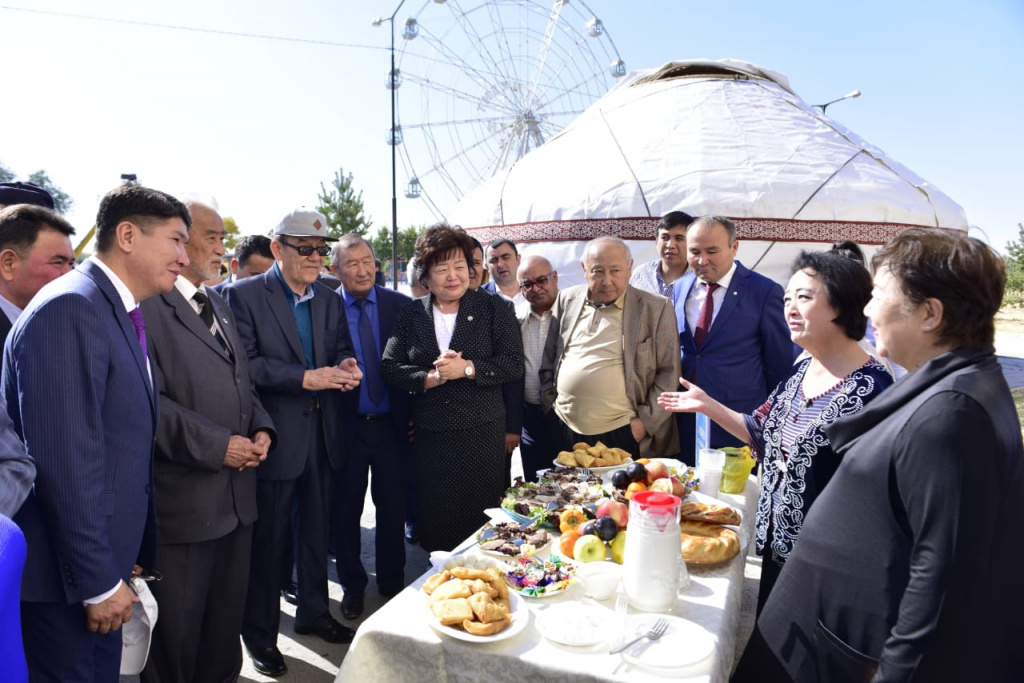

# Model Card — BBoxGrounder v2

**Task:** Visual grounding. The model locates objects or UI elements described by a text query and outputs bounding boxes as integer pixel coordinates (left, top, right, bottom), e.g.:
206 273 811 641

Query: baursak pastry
680 520 740 564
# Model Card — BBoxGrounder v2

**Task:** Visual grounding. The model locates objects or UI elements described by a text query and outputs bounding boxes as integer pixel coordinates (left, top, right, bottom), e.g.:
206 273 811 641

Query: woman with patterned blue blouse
659 250 892 615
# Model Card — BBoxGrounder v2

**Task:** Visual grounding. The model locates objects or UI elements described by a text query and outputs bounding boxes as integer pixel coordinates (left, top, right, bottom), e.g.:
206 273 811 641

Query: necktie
192 290 231 356
355 298 386 404
693 282 720 348
128 306 148 358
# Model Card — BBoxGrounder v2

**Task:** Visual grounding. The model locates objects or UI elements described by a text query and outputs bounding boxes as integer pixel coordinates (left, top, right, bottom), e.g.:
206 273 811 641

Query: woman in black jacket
754 229 1024 682
381 224 523 551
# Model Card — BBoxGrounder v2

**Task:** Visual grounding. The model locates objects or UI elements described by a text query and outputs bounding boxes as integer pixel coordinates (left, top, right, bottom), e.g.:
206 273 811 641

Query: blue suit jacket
224 268 355 480
674 261 794 451
339 285 412 434
4 260 157 603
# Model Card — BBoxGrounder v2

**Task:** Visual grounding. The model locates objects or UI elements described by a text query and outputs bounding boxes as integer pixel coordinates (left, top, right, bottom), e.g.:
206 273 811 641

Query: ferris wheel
383 0 626 221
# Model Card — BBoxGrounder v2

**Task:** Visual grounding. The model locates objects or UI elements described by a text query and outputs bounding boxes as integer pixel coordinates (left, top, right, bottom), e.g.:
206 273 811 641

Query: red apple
596 498 629 530
644 460 670 486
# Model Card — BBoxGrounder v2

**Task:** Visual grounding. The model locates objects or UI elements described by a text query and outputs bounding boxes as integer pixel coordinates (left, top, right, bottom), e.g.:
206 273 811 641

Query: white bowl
575 561 622 600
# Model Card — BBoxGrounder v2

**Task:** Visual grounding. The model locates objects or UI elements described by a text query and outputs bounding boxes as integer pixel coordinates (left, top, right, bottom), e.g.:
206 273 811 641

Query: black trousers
141 522 253 683
242 412 333 649
520 403 561 482
556 418 641 459
333 416 407 596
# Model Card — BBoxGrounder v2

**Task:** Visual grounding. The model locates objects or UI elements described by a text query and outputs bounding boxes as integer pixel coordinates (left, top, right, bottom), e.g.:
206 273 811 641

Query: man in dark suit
224 208 362 677
211 233 274 295
4 183 190 681
328 235 411 619
674 215 794 464
0 204 76 344
139 201 276 682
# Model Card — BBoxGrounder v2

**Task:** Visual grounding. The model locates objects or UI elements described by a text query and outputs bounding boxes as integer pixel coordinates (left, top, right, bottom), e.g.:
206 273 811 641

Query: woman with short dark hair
660 250 892 615
755 229 1024 682
381 224 523 551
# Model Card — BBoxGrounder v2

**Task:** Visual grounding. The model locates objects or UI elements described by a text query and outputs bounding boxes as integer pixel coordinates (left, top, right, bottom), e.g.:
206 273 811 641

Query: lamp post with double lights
815 90 862 113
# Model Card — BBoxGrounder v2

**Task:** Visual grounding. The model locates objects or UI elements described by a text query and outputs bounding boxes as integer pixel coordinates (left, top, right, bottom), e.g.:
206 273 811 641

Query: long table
337 477 757 682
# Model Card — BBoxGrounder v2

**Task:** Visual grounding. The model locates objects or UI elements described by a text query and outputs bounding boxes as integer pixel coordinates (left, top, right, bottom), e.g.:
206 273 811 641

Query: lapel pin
222 317 229 324
732 291 737 296
467 315 474 321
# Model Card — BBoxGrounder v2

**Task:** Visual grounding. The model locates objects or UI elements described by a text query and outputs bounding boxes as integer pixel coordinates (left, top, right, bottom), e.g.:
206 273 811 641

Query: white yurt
450 59 968 287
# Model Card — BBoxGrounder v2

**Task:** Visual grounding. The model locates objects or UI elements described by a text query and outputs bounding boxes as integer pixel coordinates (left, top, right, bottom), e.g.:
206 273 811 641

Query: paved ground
125 334 1024 682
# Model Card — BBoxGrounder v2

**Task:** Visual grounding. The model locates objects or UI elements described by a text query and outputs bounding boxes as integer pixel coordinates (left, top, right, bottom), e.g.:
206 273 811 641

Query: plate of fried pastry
422 565 528 643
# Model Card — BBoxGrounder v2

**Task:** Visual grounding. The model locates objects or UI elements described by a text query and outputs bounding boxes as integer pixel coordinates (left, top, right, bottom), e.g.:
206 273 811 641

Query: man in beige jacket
544 236 680 458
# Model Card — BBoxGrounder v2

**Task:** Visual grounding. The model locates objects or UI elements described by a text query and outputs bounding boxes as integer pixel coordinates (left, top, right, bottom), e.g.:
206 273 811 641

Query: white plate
479 535 554 561
426 590 528 643
619 614 716 673
536 602 615 647
551 458 633 475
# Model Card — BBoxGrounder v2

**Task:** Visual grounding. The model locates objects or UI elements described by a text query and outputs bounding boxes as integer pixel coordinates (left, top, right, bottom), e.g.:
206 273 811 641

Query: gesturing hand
657 378 711 414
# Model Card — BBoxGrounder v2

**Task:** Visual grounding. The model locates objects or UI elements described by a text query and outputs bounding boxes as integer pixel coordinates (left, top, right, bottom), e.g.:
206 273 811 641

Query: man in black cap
0 205 76 344
0 182 55 210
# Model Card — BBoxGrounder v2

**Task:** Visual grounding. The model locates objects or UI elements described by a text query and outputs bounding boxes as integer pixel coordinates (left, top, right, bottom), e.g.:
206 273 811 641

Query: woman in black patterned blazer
382 224 524 551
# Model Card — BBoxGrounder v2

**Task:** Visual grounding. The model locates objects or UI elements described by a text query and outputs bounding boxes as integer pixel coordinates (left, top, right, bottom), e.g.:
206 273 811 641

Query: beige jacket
543 284 680 458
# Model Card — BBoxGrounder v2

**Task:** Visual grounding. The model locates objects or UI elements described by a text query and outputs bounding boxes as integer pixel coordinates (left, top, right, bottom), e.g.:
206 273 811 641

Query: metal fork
609 618 670 654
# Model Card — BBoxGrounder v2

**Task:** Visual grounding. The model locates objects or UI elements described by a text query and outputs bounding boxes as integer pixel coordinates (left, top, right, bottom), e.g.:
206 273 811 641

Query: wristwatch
464 363 475 377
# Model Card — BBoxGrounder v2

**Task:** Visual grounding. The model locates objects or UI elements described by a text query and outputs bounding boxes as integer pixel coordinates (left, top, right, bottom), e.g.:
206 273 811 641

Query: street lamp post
373 0 409 288
815 90 862 113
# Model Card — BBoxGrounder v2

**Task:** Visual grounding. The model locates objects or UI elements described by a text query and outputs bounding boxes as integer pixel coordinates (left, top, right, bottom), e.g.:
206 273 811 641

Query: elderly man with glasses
513 254 562 481
224 208 362 676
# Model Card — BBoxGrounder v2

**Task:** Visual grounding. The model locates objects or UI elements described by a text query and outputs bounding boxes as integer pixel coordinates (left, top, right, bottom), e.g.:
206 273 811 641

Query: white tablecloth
337 477 758 683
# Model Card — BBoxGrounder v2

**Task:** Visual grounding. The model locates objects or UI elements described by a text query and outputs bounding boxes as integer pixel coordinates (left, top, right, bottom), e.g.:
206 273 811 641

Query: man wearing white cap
224 208 362 676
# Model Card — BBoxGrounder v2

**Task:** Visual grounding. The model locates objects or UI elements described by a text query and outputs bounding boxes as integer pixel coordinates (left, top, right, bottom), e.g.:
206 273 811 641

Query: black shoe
294 617 356 644
280 580 298 606
247 645 287 677
404 523 420 544
341 592 365 619
378 584 403 599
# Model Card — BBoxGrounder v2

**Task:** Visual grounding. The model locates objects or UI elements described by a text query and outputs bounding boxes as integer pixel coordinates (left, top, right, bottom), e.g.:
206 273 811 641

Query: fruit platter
503 554 576 598
606 459 697 501
475 521 552 559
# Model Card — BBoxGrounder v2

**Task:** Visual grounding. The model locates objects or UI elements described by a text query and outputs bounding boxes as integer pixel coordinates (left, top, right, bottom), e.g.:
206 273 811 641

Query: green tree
1004 223 1024 303
26 170 73 214
316 168 372 238
222 216 241 251
0 161 13 182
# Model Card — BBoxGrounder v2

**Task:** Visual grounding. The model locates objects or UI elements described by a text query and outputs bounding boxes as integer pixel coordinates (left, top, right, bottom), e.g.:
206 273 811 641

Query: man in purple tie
3 183 191 681
673 215 794 464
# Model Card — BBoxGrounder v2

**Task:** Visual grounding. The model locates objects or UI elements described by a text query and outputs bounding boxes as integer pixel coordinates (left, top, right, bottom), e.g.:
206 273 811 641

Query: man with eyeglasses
515 254 562 481
224 208 362 676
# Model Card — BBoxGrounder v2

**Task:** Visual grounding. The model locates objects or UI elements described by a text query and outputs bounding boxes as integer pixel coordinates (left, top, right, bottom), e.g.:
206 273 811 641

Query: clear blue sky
1 0 1021 251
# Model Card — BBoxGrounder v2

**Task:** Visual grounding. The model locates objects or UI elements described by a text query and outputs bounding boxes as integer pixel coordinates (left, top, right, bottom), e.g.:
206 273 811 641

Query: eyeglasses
280 240 330 257
520 273 553 291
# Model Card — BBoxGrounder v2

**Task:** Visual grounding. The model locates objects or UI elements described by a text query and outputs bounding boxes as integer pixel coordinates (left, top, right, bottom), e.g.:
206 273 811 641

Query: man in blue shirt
329 235 412 620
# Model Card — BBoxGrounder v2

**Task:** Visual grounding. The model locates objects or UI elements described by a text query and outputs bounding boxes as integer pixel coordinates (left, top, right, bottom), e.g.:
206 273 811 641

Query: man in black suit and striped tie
140 201 276 682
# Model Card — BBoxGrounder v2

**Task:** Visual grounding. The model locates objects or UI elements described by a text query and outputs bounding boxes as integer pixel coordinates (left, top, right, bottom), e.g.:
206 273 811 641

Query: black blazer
381 287 523 432
141 286 276 545
224 269 356 479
